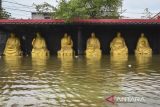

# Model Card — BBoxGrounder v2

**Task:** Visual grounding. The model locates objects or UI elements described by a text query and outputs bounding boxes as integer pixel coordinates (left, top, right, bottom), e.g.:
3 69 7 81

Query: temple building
0 19 160 56
31 12 53 19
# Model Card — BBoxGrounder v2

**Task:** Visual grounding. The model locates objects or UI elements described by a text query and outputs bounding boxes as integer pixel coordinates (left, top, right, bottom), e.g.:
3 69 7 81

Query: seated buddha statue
135 33 152 56
110 32 128 56
3 33 22 56
31 32 49 57
85 33 101 58
58 33 74 57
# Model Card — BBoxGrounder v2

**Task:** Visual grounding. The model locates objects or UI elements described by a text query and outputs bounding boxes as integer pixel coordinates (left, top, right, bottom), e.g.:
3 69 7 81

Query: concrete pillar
0 31 8 55
0 0 2 18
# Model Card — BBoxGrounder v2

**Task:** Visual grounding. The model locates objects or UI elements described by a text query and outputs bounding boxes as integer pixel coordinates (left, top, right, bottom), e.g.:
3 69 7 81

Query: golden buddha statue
85 33 101 58
31 32 49 57
135 33 152 56
110 32 128 56
58 33 74 57
3 33 22 56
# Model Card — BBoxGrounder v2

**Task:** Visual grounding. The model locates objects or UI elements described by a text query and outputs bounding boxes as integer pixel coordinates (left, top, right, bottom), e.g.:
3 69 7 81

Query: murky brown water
0 56 160 107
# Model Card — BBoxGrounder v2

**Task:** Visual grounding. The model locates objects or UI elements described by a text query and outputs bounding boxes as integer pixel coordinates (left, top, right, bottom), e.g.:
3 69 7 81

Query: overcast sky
2 0 160 19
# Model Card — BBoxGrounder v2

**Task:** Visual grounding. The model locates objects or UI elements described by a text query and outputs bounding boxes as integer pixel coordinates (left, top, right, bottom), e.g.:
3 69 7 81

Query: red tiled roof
0 19 64 25
0 19 160 25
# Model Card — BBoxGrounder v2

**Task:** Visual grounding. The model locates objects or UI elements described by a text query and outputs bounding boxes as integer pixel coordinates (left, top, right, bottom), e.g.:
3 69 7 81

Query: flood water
0 55 160 107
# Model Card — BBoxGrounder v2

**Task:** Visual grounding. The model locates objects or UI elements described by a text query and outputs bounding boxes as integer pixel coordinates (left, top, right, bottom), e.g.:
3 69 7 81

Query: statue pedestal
135 49 152 56
86 49 101 59
111 48 128 56
58 49 74 57
4 49 22 56
32 49 49 57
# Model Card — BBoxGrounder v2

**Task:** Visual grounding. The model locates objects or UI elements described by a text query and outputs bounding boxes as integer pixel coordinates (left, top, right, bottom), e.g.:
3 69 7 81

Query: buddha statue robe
135 33 152 56
3 33 22 56
110 32 128 56
58 33 74 57
86 33 101 58
31 33 49 57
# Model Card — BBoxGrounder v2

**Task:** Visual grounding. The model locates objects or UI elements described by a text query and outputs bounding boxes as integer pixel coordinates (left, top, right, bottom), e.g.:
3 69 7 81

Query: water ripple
0 56 159 107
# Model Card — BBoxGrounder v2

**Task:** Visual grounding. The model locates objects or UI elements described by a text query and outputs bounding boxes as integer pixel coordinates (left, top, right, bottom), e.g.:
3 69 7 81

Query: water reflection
135 55 152 73
59 56 74 72
0 56 23 106
58 57 107 107
32 57 48 71
86 58 101 72
110 55 128 73
136 55 151 65
0 56 159 107
109 56 128 96
3 56 22 70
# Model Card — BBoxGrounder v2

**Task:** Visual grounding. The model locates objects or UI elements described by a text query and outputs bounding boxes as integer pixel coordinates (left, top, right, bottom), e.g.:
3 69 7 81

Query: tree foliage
34 0 123 19
33 2 55 13
0 8 11 19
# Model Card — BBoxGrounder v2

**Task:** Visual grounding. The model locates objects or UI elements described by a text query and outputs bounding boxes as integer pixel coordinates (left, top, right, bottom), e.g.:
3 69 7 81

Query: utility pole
0 0 2 18
0 0 2 8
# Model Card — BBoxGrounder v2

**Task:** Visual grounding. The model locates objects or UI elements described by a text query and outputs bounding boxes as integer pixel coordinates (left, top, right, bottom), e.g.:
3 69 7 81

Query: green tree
35 0 122 19
0 8 11 19
33 2 55 13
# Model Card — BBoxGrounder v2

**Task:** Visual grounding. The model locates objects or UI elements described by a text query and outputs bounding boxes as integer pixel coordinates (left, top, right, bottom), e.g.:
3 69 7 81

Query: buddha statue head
138 33 147 47
67 35 73 45
141 33 145 37
91 32 96 38
68 35 71 39
10 33 15 38
64 33 68 38
140 41 146 47
36 32 41 38
117 32 121 37
112 32 125 48
67 35 71 42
